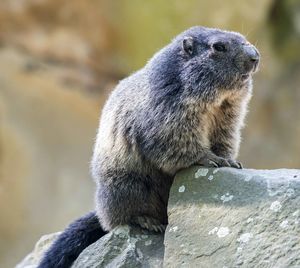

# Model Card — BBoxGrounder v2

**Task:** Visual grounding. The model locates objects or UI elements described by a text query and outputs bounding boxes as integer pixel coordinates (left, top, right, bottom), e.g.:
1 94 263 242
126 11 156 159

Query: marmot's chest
184 96 238 147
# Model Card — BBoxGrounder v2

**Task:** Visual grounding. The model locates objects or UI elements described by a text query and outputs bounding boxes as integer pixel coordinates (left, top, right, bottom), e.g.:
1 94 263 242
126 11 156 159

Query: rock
17 168 300 268
16 226 164 268
164 167 300 267
16 232 61 268
72 226 164 268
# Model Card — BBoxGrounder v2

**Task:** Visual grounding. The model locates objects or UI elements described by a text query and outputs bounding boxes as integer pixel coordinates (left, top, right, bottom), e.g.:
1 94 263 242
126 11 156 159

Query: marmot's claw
208 160 219 167
199 158 223 167
199 156 243 169
199 156 230 168
237 161 243 169
133 216 166 233
227 159 242 169
228 159 243 169
220 158 231 167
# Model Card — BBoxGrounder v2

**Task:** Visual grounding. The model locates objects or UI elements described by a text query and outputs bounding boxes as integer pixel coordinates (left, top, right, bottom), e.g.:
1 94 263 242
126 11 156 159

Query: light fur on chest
185 90 247 149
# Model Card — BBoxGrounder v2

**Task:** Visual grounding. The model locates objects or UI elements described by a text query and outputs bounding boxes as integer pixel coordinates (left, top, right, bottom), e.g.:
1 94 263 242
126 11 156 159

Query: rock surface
16 226 164 268
16 232 61 268
73 226 164 268
17 168 300 268
164 167 300 268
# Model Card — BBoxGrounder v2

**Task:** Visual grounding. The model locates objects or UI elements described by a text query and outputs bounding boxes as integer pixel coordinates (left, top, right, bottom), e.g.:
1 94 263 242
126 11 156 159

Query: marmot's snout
240 44 260 76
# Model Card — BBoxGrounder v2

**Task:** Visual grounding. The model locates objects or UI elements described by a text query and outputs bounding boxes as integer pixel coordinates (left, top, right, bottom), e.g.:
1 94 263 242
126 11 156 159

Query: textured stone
17 168 300 268
72 226 164 268
16 227 164 268
164 167 300 268
16 232 61 268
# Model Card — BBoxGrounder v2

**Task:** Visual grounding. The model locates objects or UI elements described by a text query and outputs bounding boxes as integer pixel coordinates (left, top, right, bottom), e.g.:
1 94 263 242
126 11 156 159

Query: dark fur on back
38 26 259 267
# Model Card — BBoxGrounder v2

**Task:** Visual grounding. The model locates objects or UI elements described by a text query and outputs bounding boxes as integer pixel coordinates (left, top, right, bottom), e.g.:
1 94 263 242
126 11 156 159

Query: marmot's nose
245 45 260 64
243 45 260 73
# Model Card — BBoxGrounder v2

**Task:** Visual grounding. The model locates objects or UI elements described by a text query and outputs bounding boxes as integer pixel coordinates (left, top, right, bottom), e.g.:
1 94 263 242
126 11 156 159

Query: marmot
38 26 260 267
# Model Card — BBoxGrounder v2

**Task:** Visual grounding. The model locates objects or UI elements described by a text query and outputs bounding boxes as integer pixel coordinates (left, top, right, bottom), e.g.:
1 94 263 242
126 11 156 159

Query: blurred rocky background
0 0 299 267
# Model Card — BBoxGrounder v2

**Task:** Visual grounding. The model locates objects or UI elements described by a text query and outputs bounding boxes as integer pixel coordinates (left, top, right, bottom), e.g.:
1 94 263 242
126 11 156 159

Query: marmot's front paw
198 155 242 169
227 159 243 169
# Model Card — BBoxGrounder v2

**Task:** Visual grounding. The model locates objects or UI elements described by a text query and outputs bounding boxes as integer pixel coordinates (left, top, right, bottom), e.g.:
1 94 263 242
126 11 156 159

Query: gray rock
164 167 300 268
16 232 61 268
72 226 164 268
17 168 300 268
16 227 163 268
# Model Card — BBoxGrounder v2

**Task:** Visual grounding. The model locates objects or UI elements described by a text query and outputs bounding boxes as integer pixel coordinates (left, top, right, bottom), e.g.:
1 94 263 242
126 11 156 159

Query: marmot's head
149 26 260 102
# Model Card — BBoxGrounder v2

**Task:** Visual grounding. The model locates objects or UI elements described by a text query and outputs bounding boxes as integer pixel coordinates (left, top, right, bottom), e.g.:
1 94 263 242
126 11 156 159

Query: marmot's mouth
241 74 250 80
241 62 258 80
252 61 259 73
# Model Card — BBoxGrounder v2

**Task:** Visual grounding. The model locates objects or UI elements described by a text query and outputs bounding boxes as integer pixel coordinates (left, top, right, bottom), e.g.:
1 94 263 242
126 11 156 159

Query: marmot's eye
213 42 227 52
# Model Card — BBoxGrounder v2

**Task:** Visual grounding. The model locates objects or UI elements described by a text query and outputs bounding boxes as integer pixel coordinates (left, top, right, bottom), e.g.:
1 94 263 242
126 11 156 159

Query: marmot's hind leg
132 215 166 233
96 171 169 232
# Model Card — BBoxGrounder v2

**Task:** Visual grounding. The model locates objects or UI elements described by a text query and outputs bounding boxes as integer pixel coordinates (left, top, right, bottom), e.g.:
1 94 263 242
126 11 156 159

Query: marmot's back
91 69 151 179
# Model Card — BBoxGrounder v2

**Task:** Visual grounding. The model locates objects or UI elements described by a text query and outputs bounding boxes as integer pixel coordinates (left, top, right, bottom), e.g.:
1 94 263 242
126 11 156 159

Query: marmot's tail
38 211 107 268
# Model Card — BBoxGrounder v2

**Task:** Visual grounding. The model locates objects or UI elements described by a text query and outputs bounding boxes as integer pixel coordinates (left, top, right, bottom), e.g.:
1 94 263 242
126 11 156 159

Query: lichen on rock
165 167 300 267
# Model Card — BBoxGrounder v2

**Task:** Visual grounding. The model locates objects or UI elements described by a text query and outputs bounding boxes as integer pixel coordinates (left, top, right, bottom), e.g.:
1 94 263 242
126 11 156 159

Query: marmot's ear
182 36 194 55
